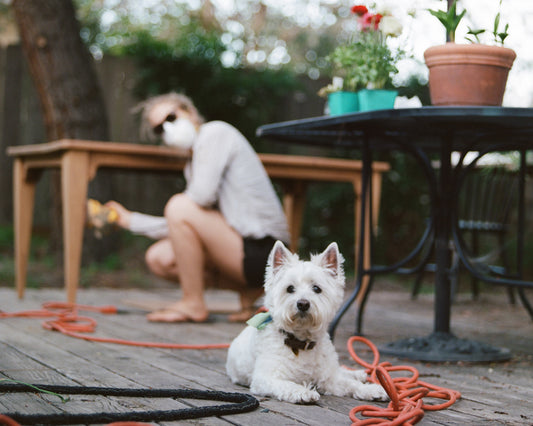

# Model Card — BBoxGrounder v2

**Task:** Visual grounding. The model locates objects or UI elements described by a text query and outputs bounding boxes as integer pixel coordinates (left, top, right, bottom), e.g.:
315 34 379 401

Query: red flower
351 5 368 16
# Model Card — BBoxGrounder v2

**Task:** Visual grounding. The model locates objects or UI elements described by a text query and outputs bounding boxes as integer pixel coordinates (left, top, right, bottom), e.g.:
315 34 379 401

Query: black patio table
257 106 533 362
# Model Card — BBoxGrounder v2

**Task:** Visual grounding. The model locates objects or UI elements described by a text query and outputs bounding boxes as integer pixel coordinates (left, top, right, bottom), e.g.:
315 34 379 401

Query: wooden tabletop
7 139 191 158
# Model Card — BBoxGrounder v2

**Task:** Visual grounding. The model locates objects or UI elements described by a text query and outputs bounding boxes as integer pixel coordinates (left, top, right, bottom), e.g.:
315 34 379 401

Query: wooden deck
0 284 532 425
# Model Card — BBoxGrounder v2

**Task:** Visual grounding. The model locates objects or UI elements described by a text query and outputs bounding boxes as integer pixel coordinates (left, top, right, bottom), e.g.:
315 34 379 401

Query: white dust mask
162 117 198 149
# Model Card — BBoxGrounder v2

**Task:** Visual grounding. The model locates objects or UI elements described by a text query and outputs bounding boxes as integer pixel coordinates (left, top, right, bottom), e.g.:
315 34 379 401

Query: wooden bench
7 139 389 302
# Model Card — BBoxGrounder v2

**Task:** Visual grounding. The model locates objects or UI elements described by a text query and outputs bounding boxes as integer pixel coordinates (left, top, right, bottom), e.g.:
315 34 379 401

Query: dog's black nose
297 299 310 312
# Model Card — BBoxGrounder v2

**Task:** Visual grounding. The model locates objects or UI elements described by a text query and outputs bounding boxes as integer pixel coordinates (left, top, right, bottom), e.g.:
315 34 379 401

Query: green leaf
493 12 501 35
428 0 466 43
466 27 485 43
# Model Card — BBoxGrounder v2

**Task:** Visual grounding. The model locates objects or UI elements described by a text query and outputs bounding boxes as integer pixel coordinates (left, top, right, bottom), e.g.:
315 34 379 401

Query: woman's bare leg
147 193 248 322
145 239 178 281
145 236 264 321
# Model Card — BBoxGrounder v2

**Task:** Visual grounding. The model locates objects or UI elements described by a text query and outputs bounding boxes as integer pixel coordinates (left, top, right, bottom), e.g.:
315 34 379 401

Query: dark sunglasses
152 113 177 135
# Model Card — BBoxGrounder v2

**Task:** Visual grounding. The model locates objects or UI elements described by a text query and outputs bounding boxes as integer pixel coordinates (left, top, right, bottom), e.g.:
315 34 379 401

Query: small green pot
358 89 398 111
328 91 359 115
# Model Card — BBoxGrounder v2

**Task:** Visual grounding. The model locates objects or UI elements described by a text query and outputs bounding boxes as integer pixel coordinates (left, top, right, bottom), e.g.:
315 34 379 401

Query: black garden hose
0 383 259 425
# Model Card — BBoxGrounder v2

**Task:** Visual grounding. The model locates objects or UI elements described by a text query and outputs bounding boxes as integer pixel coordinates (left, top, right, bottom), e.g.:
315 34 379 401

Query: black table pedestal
379 332 511 362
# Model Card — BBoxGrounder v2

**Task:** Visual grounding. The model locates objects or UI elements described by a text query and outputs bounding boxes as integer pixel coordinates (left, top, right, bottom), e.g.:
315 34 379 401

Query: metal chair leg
517 288 533 322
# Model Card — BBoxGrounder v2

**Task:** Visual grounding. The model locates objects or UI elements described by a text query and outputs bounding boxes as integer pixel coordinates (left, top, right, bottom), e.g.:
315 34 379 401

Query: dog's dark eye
312 285 322 294
287 285 295 294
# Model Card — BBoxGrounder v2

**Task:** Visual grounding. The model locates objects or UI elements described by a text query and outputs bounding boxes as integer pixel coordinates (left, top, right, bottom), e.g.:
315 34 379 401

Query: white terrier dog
226 241 387 404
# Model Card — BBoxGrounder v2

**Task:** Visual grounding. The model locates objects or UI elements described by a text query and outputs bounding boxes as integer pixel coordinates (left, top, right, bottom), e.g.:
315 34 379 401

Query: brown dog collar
280 329 316 356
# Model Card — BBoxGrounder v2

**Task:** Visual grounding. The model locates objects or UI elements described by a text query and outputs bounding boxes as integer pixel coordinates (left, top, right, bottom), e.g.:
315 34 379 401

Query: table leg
353 177 370 305
379 143 512 362
354 170 384 304
61 151 90 303
13 159 37 299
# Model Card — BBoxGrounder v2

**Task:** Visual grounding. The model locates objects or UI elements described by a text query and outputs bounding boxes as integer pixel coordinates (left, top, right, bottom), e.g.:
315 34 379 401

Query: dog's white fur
226 241 387 404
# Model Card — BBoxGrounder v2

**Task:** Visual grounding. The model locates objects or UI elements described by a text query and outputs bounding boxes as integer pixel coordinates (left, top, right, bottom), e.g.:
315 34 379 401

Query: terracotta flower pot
424 43 516 106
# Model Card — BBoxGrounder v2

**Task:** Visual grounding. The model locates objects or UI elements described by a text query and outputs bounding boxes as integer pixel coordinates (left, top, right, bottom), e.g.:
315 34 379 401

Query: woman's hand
105 201 132 229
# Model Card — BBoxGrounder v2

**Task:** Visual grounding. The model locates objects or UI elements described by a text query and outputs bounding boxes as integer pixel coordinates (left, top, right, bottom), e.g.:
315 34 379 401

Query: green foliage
428 0 466 43
321 9 405 96
115 22 301 143
299 182 356 274
466 15 508 45
465 27 485 43
327 44 365 92
430 0 509 45
326 31 402 92
492 11 509 45
0 225 13 251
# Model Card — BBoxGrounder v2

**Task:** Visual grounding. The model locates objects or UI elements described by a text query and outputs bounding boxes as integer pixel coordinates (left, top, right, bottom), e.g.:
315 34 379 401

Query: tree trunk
0 45 22 224
12 0 108 140
11 0 115 263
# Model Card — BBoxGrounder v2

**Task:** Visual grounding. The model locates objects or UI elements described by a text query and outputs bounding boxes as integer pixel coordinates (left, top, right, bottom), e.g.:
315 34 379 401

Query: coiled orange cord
346 336 461 425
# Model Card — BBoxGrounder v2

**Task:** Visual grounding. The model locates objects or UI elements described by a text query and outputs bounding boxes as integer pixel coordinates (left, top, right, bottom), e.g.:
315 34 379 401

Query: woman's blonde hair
133 92 205 142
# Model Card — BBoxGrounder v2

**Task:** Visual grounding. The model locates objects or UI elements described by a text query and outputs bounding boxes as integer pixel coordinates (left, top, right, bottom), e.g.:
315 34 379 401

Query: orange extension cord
0 302 229 349
0 417 150 426
347 336 461 425
0 302 460 426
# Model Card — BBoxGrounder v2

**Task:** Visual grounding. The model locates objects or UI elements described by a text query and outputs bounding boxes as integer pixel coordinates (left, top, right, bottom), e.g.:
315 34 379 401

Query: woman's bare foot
147 301 208 323
227 307 257 322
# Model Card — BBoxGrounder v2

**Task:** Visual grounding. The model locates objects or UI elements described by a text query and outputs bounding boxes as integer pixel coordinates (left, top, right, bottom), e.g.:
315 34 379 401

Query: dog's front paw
353 383 389 401
252 379 321 404
288 387 321 404
346 368 369 382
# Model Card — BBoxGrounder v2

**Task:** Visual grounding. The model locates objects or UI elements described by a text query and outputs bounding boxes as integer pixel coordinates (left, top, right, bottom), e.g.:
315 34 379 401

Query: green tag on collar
246 311 272 330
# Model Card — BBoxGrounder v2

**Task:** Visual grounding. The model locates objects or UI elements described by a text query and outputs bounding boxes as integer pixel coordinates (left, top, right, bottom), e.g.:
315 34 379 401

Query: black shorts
242 236 280 288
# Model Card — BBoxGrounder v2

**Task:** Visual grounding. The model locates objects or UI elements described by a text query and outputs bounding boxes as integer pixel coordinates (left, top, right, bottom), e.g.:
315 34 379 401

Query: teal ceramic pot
328 91 359 115
358 89 398 111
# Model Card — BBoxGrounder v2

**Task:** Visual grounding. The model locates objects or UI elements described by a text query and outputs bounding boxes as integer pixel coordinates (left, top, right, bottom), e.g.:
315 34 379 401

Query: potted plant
319 76 360 116
424 0 516 106
319 4 404 115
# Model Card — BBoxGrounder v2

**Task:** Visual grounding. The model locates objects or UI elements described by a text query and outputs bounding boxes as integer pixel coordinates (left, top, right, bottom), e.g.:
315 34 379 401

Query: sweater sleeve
128 212 169 240
184 124 233 207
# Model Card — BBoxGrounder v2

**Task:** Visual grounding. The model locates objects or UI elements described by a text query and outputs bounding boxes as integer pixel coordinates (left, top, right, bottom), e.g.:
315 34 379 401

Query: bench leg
281 181 307 252
13 159 37 299
353 171 383 305
61 151 90 303
371 171 384 231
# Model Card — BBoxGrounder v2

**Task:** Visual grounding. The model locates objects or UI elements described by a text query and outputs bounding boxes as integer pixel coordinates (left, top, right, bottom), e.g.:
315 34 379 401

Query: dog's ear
318 242 344 275
269 240 291 272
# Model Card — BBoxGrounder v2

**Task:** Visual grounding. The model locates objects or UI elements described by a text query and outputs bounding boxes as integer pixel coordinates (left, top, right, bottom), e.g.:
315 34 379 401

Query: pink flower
359 12 382 31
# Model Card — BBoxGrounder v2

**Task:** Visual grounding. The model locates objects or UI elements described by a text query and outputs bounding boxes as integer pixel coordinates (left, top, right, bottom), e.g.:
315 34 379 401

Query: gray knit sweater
129 121 290 243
